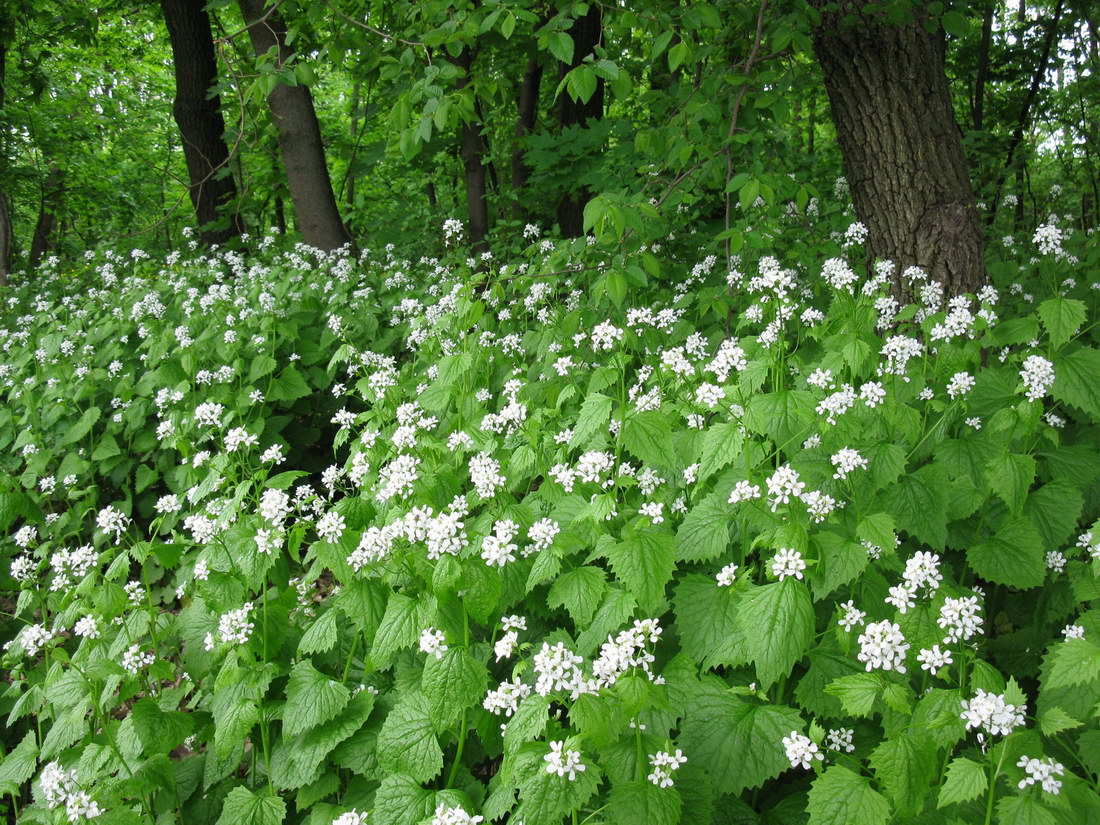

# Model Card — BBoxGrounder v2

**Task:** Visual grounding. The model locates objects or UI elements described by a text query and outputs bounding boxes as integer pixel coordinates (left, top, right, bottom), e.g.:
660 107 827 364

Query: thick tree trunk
557 5 604 237
237 0 350 251
29 164 63 269
811 5 986 296
161 0 242 246
455 48 489 250
511 56 543 219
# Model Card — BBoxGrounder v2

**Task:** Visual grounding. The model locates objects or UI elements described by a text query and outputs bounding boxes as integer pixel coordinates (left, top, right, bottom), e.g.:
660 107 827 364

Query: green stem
446 711 468 788
983 745 1009 825
341 631 360 683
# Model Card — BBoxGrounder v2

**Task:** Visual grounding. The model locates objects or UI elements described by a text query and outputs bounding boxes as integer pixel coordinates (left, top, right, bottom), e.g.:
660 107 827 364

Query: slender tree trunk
237 0 351 251
455 47 489 250
557 5 604 237
973 0 993 133
346 81 359 211
29 164 63 269
811 3 986 295
161 0 242 246
511 56 543 219
0 192 11 285
991 0 1064 225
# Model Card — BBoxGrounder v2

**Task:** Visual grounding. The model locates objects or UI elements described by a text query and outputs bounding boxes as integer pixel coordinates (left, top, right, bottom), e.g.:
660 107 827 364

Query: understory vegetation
1 190 1099 825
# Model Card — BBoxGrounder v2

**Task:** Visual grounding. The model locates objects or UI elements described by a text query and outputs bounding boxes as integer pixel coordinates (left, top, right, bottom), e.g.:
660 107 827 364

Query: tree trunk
511 56 543 219
0 192 11 285
161 0 242 246
237 0 351 251
811 4 986 296
973 0 993 133
29 164 63 269
556 5 604 237
455 47 489 250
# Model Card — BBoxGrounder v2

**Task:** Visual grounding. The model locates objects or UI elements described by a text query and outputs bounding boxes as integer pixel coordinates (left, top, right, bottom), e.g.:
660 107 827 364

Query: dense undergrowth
1 200 1099 825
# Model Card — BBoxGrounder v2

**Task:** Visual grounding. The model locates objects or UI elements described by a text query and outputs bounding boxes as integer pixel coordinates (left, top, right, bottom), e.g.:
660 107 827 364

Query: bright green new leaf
621 410 675 466
216 786 286 825
376 691 443 782
608 780 682 825
672 574 742 669
675 490 731 563
1052 346 1100 421
987 453 1036 515
570 392 612 448
421 648 487 728
738 579 814 687
807 765 890 825
697 421 743 483
283 659 350 737
297 609 339 656
1044 637 1100 689
824 673 881 718
1038 296 1086 348
868 732 937 816
548 565 608 627
372 774 435 825
603 532 676 614
882 462 949 549
967 516 1045 590
937 758 987 808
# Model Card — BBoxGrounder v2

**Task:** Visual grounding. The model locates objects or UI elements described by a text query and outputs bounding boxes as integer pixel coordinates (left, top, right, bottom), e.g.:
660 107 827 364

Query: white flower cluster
1016 756 1065 794
591 618 663 688
960 689 1026 738
830 448 867 480
550 450 616 492
121 643 156 674
40 762 103 822
481 519 519 567
204 603 255 650
544 741 586 780
483 677 532 717
533 641 591 698
1019 355 1055 402
782 731 823 770
419 627 448 659
431 803 483 825
647 749 687 787
771 548 806 581
938 595 983 643
857 620 909 673
331 811 369 825
468 451 506 499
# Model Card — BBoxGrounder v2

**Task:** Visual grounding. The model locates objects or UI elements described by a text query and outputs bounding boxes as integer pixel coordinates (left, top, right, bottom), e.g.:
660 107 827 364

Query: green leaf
1052 346 1100 421
514 742 600 825
1038 705 1081 736
738 579 814 687
824 673 881 718
807 765 890 825
372 593 425 666
567 66 598 104
420 648 487 728
0 730 38 793
249 353 277 383
1024 481 1082 549
937 757 987 807
576 588 637 655
269 365 312 403
868 732 936 816
284 660 350 737
63 406 101 444
607 780 681 825
697 421 743 483
855 513 895 553
505 695 550 754
376 692 443 782
967 515 1045 590
995 795 1056 825
372 774 435 825
570 392 613 448
547 31 574 64
298 609 339 656
672 574 742 668
882 462 949 549
621 411 674 466
744 390 815 448
216 786 286 825
131 699 193 755
679 685 804 795
270 690 375 790
940 10 970 36
675 490 731 563
1038 296 1086 349
548 566 608 627
1045 638 1100 689
812 531 868 599
987 453 1035 515
603 532 676 614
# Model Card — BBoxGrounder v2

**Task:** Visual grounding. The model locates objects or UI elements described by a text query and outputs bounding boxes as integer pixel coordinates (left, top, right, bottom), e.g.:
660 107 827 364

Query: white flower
639 501 665 523
1019 355 1055 402
483 677 532 717
431 802 483 825
960 689 1026 737
938 596 983 643
946 372 976 399
826 728 855 753
830 448 868 480
96 506 129 543
837 600 866 631
765 465 804 511
647 749 687 787
494 631 519 661
1017 756 1065 794
771 548 806 581
917 644 953 673
121 644 155 674
544 741 586 780
316 510 347 542
716 563 738 587
1062 624 1085 640
419 627 448 659
331 811 370 825
857 620 909 673
782 731 823 770
695 383 724 408
468 451 505 499
728 480 762 504
155 494 181 514
224 427 258 452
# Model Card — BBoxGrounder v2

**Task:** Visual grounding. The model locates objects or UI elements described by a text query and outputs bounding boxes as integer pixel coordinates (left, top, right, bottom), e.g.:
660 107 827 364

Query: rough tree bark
238 0 350 251
455 47 489 250
511 55 542 219
0 38 10 283
811 3 986 296
557 4 604 237
29 164 63 269
161 0 243 246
